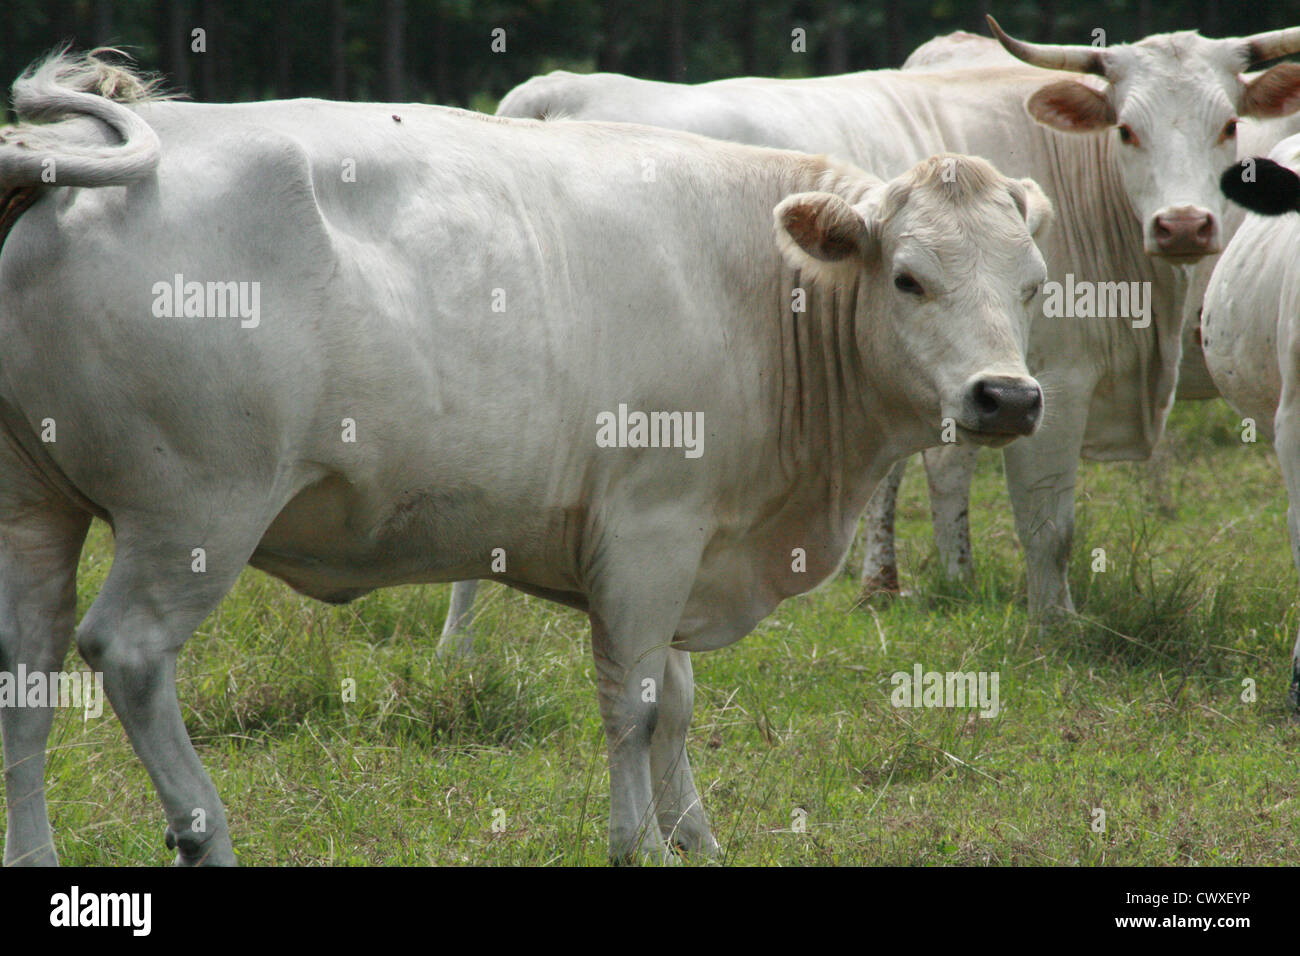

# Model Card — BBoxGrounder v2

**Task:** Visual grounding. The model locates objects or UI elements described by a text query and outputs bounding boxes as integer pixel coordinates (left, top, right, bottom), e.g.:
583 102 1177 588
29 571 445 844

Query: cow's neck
756 161 942 554
761 260 900 573
1036 129 1149 286
1035 124 1189 450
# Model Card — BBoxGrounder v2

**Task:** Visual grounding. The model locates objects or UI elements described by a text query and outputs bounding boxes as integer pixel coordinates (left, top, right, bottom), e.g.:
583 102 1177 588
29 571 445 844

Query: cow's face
990 17 1300 262
774 155 1049 448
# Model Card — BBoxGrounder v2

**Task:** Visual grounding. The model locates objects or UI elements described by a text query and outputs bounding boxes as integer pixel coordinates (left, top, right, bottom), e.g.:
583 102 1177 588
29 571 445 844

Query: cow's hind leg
0 504 90 866
74 513 271 865
859 457 906 597
436 579 479 660
651 648 718 858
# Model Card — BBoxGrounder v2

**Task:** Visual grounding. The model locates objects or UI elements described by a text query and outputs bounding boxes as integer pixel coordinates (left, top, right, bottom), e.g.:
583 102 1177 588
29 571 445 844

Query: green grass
20 398 1300 864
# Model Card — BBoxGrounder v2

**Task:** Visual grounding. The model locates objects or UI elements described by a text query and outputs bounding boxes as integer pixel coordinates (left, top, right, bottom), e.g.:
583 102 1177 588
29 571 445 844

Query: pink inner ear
1242 63 1300 119
782 204 824 252
784 199 858 261
1027 80 1116 132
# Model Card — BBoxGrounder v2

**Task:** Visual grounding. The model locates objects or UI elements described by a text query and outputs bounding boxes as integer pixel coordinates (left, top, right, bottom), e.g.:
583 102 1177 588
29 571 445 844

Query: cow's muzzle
960 375 1043 439
1148 206 1219 260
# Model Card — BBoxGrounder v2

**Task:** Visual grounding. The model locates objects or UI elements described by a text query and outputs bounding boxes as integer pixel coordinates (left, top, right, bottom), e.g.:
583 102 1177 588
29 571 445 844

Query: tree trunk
739 0 758 75
274 9 292 97
331 0 347 99
94 0 115 44
1203 0 1220 37
884 0 904 67
384 0 406 101
1138 0 1154 36
826 3 850 75
430 0 451 104
665 0 687 80
599 3 626 72
198 0 220 101
167 0 192 91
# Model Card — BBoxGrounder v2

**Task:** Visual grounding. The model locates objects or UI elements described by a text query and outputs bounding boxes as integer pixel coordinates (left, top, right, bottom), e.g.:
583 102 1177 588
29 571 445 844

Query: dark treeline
0 0 1297 110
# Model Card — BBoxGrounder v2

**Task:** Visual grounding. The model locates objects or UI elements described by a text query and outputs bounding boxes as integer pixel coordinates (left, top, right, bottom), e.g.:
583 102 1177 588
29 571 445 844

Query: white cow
854 30 1300 599
0 51 1050 864
433 18 1300 644
1203 135 1300 707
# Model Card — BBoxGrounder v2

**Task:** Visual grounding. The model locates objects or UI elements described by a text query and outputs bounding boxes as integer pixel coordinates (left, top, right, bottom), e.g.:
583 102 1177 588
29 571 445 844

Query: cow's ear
1025 80 1116 132
774 192 874 283
1241 63 1300 119
1010 177 1054 241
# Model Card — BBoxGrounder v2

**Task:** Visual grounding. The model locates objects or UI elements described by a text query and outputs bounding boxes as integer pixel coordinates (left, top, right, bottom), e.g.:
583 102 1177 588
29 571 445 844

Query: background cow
857 29 1300 601
1204 136 1300 706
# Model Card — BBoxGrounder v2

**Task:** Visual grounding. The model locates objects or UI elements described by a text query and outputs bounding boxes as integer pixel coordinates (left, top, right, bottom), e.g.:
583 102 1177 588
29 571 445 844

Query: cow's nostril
967 377 1042 437
973 380 1000 415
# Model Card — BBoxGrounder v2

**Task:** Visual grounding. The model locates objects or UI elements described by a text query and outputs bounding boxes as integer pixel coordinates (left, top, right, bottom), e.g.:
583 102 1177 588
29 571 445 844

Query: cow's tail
0 47 163 188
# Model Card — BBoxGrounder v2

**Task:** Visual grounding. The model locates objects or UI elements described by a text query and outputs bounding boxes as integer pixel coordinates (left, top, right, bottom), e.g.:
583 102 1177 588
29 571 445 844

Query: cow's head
773 154 1049 448
988 15 1300 261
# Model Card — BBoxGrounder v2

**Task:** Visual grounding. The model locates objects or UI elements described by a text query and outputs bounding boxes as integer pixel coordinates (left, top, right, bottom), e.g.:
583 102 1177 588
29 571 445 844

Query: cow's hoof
858 566 901 603
164 825 236 866
435 633 475 663
609 841 681 866
2 842 58 867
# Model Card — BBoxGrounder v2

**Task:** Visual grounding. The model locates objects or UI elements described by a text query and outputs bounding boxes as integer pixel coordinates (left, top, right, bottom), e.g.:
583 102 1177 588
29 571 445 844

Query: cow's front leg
1002 401 1087 619
651 648 718 858
588 529 702 864
922 442 980 583
859 457 907 597
590 613 669 863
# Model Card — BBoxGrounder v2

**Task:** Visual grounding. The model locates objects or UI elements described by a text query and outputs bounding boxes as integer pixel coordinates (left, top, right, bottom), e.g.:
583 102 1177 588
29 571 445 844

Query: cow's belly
248 470 581 603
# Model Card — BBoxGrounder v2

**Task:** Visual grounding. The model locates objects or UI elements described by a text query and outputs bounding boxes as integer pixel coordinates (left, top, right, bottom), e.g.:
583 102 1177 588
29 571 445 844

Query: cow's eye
1221 119 1238 142
1021 282 1042 303
1117 124 1140 147
894 272 924 295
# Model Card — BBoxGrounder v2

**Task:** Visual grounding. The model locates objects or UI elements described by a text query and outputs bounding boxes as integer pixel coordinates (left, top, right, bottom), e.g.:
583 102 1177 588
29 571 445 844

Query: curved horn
986 15 1107 76
1242 26 1300 68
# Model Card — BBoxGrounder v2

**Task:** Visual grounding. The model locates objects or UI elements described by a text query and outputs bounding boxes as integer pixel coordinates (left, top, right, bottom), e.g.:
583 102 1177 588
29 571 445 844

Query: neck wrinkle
771 266 881 532
762 157 895 536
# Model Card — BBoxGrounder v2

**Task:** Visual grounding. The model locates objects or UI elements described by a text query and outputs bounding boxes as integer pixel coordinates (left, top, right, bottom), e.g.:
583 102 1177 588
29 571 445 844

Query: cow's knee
76 613 156 680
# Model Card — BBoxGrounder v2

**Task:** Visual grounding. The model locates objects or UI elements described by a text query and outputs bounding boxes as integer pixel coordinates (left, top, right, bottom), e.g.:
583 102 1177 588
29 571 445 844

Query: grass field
18 399 1300 865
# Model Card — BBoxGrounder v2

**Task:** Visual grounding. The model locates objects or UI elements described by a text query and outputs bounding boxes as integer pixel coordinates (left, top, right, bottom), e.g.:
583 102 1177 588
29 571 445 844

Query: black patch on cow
1220 158 1300 216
